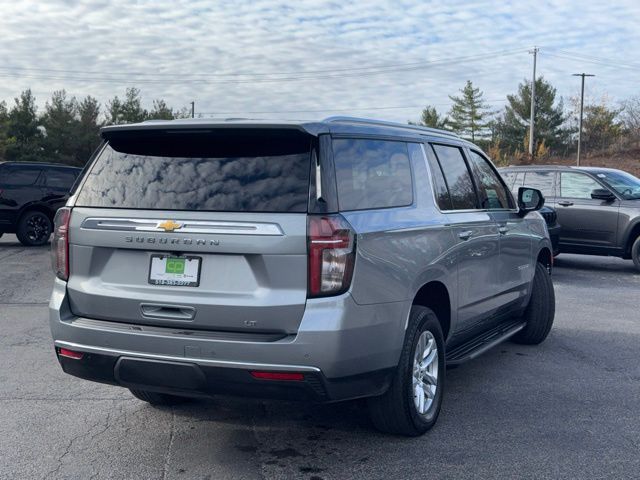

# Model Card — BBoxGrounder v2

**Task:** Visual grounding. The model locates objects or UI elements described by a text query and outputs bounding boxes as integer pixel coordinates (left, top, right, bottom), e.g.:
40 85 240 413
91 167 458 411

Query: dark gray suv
50 117 555 436
501 165 640 271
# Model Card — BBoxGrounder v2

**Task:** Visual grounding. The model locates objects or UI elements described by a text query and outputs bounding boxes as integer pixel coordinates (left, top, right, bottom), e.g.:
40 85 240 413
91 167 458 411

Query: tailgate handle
140 303 196 321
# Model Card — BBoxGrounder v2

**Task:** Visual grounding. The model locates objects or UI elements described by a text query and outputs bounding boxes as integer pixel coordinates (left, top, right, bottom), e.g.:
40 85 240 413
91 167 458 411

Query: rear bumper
55 347 394 402
50 278 407 402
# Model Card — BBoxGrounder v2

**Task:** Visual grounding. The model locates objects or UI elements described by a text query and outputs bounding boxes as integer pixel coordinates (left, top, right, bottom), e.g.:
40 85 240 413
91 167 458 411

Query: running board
446 320 526 365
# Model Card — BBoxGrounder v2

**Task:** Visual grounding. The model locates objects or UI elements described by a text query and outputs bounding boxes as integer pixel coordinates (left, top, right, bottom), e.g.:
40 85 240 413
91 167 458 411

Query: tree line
0 87 188 166
412 78 640 164
1 81 639 167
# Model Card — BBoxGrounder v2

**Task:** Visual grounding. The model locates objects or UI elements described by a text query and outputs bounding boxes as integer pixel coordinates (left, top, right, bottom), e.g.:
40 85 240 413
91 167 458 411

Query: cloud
0 0 638 122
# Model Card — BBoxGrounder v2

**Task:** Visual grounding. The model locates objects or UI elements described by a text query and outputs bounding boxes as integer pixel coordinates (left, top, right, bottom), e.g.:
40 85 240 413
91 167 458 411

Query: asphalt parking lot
1 233 639 480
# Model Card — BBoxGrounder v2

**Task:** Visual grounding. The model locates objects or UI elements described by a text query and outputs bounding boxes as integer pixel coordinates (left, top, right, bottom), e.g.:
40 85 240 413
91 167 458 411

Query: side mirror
591 188 616 201
518 187 544 217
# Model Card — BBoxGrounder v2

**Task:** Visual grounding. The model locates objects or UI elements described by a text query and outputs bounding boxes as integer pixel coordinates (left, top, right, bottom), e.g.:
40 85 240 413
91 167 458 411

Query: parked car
499 169 561 256
500 165 640 271
0 162 82 246
49 117 555 436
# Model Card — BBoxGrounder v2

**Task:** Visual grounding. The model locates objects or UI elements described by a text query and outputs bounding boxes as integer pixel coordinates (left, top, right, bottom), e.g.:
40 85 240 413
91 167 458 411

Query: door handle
498 226 509 235
558 201 574 207
458 230 474 241
140 303 196 321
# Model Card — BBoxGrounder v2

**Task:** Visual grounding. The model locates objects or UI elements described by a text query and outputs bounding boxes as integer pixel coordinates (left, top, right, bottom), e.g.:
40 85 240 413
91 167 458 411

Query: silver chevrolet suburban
49 117 555 436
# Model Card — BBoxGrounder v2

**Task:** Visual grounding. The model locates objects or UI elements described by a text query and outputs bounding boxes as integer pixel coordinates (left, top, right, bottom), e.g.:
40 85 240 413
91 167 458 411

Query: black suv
0 162 81 246
500 165 640 271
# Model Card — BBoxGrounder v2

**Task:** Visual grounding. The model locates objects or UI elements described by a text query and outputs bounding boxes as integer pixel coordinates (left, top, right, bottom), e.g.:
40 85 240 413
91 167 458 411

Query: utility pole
572 73 595 166
190 101 195 119
528 47 538 157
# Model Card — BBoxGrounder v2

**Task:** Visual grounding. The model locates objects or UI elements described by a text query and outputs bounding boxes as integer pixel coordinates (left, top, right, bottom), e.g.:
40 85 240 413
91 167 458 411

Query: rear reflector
58 348 84 360
250 371 304 381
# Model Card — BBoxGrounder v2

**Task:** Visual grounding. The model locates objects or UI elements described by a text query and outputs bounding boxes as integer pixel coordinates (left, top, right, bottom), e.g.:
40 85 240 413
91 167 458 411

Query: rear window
75 130 312 212
333 139 413 211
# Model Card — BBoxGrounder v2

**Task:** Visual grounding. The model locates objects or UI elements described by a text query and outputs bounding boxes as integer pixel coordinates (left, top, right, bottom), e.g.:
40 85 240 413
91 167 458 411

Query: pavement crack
162 408 176 480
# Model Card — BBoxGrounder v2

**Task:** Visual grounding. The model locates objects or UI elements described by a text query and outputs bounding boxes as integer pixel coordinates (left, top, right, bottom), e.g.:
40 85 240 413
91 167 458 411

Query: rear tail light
51 207 71 281
307 214 356 298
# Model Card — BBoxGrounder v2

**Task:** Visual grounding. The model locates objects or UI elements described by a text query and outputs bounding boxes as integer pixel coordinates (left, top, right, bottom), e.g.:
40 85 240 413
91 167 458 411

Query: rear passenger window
523 171 555 197
430 144 478 210
1 168 41 186
560 172 601 199
467 151 512 209
44 170 78 189
424 145 453 210
333 139 413 211
501 171 517 188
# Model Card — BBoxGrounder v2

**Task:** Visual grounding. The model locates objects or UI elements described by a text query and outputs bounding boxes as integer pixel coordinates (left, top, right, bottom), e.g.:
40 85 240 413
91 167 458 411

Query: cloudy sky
1 0 639 122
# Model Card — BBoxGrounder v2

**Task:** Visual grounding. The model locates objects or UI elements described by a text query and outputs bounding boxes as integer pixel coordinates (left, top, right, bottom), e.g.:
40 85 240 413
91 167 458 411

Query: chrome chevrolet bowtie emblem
157 220 183 232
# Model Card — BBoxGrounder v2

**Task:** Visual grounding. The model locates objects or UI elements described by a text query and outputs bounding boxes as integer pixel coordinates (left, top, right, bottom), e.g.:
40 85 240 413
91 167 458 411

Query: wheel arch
623 221 640 257
18 202 55 222
411 280 452 342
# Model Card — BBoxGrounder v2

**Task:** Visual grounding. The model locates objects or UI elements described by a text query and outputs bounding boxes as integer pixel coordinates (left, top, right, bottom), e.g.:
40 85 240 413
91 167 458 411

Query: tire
512 261 555 345
16 210 52 246
367 306 445 436
129 389 191 406
632 236 640 272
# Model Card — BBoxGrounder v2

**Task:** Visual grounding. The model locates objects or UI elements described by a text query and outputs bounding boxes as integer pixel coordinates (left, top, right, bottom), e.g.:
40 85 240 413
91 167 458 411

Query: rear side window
0 167 41 186
333 139 413 211
425 146 453 210
431 144 478 210
75 130 312 212
523 171 555 197
560 172 601 199
501 171 517 189
467 151 512 209
44 169 78 190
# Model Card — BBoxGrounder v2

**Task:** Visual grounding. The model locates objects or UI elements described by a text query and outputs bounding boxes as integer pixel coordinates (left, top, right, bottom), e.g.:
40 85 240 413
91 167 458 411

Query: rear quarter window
332 139 413 211
75 130 312 212
44 169 78 190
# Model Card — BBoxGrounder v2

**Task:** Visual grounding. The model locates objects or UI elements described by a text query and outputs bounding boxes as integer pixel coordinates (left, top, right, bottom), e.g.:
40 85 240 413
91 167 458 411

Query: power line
541 51 640 71
0 48 528 78
0 50 526 85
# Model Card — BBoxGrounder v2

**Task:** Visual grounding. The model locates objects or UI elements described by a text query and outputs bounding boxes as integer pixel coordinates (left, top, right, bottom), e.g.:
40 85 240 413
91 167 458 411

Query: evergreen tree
148 99 175 120
0 101 8 161
106 87 147 124
412 105 448 129
5 89 45 163
75 96 102 165
41 90 79 165
582 103 623 152
495 77 566 155
447 81 491 141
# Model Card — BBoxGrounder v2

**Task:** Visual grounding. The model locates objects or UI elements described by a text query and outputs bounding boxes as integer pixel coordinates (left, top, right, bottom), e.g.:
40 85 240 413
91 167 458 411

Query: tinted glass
425 145 453 210
591 170 640 200
1 167 41 186
431 144 477 210
467 151 511 209
333 139 413 211
560 172 601 199
501 171 517 189
44 169 78 189
76 131 311 212
523 171 555 197
512 172 525 190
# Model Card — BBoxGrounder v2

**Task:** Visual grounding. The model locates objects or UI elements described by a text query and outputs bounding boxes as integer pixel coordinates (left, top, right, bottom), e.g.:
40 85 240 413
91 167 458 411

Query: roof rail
323 116 460 139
